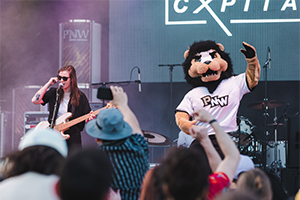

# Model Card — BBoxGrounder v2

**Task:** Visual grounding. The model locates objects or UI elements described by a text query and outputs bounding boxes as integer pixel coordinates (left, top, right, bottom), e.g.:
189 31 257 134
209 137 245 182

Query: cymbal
248 100 284 110
267 123 284 126
142 130 172 146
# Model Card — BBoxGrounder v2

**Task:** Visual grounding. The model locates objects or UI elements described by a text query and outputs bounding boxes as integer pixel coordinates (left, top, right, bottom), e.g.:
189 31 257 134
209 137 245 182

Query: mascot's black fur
182 40 235 93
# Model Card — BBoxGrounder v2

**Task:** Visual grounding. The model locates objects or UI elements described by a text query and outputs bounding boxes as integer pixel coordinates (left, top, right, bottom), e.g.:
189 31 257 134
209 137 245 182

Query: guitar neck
55 108 102 132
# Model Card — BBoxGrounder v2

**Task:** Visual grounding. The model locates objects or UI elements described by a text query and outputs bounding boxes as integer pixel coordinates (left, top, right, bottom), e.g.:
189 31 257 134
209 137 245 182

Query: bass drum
229 116 254 146
266 141 286 167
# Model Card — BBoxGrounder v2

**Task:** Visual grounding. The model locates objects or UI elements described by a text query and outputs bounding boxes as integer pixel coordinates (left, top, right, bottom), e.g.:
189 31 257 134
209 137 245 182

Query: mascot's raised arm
175 40 260 136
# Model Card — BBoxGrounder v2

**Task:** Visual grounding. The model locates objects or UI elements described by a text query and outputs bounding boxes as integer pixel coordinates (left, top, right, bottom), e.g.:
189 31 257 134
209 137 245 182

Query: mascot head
182 40 234 93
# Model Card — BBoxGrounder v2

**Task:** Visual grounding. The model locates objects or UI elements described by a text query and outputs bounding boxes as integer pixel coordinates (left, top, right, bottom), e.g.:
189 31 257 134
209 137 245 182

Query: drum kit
230 99 286 176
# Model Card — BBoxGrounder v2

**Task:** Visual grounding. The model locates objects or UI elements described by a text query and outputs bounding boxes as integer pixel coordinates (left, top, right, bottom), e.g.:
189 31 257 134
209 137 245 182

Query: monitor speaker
286 114 300 168
281 168 300 197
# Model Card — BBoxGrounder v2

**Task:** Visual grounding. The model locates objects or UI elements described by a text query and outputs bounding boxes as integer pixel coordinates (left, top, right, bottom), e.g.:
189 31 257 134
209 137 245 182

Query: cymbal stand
269 108 281 175
266 103 289 178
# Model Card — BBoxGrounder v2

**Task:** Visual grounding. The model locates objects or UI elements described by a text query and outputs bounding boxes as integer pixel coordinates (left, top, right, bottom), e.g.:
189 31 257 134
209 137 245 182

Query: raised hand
192 109 215 123
190 125 209 142
240 42 256 59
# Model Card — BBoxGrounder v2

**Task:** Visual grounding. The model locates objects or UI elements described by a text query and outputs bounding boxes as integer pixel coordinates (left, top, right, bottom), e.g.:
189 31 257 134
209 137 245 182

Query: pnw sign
63 29 90 42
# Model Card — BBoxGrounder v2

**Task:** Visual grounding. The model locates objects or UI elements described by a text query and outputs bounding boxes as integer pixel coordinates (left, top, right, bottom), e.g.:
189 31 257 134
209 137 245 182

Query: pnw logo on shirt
201 95 229 107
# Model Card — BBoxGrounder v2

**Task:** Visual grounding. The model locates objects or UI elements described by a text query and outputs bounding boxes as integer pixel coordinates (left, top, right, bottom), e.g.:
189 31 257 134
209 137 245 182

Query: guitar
35 103 112 139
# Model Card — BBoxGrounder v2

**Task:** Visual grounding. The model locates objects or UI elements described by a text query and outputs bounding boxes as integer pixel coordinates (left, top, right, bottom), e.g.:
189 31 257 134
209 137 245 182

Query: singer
31 65 93 153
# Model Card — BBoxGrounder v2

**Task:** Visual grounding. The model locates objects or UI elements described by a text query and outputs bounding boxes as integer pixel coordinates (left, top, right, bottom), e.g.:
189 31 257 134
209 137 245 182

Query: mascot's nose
204 61 211 65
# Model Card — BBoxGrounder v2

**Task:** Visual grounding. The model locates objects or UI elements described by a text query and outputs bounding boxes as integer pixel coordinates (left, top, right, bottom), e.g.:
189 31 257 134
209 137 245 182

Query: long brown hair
58 65 81 107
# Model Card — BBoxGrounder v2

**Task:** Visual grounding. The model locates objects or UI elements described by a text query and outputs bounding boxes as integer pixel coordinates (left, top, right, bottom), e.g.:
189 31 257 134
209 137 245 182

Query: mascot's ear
217 43 225 51
184 49 189 59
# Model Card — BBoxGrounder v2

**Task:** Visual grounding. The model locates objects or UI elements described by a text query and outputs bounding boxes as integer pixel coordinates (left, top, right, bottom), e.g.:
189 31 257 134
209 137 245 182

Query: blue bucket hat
86 108 132 140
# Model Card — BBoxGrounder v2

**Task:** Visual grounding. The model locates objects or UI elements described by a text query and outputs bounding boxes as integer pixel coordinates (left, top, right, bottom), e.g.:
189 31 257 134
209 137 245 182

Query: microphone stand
158 64 181 137
50 87 61 129
262 47 271 169
92 80 141 86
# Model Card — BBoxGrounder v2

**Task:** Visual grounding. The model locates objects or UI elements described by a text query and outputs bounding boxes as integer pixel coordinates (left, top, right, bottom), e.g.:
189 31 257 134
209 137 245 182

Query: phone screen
97 87 113 100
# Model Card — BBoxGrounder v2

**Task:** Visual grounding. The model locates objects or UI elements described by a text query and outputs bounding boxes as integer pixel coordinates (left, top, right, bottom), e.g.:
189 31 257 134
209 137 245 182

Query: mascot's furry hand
240 42 261 90
240 42 255 58
175 112 197 135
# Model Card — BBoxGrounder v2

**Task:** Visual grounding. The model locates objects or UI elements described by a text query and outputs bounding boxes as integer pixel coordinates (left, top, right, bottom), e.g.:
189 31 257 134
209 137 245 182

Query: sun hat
234 154 255 180
18 128 68 157
85 108 132 140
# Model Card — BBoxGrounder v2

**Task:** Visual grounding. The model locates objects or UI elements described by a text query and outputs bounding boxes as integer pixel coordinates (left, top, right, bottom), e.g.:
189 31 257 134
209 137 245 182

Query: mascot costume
175 40 260 155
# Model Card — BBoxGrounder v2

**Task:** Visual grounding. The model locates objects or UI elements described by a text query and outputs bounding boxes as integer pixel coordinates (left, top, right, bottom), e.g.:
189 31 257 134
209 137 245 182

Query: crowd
0 84 297 200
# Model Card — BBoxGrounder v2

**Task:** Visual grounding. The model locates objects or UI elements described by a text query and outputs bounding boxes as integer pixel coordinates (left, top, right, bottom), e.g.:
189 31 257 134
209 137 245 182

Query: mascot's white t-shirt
176 73 250 135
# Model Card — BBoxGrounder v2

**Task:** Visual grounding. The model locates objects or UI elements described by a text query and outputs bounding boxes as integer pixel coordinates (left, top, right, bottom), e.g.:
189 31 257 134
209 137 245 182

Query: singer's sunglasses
57 76 70 81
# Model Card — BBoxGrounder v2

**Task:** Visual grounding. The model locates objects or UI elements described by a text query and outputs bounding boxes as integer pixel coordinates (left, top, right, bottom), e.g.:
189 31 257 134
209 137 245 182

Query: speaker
286 114 300 168
0 111 12 157
24 111 49 134
12 87 44 150
281 168 300 197
264 170 289 200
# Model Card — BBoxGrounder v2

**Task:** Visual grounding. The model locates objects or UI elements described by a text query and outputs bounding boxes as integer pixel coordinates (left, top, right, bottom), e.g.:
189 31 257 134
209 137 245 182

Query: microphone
267 46 271 69
58 82 64 90
264 47 271 68
138 68 141 92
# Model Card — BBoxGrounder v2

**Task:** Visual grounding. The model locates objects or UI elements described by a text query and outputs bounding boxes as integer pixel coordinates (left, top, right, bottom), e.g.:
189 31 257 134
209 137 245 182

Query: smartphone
97 87 113 100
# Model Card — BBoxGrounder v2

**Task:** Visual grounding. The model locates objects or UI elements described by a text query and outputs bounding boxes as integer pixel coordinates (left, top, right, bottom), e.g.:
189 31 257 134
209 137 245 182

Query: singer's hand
32 77 58 105
86 111 96 123
47 77 58 87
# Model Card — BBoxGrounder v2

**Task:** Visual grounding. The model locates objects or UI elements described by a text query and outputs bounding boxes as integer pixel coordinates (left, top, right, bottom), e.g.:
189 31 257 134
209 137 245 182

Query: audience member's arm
192 109 240 181
110 86 143 135
190 126 221 172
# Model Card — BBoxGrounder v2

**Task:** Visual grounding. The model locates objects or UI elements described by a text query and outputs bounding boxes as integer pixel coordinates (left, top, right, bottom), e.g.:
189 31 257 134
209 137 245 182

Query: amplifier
24 111 49 134
89 102 104 111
